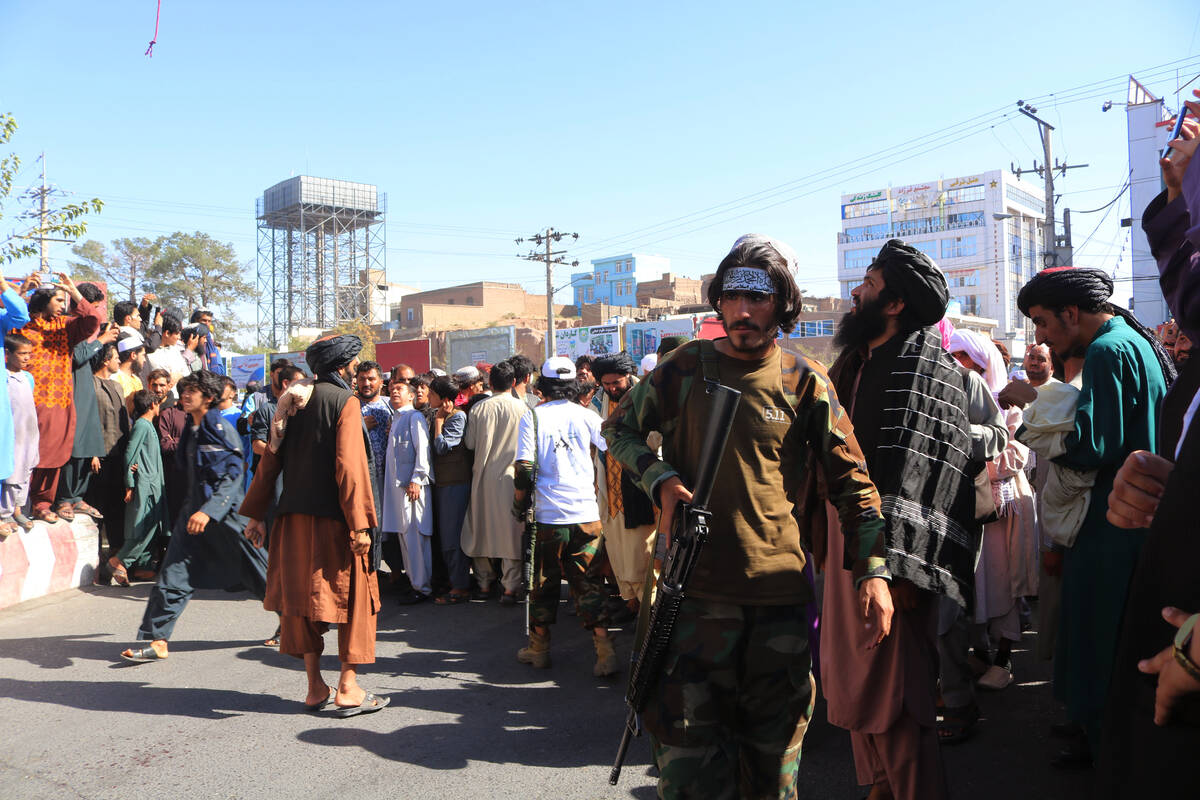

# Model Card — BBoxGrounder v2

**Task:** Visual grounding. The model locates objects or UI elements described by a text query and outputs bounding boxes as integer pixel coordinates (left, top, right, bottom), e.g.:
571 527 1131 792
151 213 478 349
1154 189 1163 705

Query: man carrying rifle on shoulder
602 234 893 799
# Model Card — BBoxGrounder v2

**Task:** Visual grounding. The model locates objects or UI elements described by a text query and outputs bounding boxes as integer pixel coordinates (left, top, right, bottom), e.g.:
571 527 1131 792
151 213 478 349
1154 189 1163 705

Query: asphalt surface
0 580 1095 800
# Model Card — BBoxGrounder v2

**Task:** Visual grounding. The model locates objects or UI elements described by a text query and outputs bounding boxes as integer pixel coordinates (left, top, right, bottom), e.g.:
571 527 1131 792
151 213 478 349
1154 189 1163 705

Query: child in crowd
107 389 167 586
1 332 38 537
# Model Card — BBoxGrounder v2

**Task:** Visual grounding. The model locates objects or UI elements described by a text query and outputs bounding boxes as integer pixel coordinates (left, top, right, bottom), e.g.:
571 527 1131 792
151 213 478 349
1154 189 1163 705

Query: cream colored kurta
461 392 528 561
594 388 659 601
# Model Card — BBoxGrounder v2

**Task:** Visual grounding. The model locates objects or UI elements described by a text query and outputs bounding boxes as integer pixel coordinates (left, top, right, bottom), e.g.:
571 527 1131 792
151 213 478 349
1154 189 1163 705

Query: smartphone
1163 107 1192 159
36 271 56 286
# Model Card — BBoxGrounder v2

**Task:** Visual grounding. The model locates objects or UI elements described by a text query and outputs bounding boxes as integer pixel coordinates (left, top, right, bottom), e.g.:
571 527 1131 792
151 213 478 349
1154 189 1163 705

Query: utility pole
38 152 48 272
1011 101 1088 268
516 227 579 359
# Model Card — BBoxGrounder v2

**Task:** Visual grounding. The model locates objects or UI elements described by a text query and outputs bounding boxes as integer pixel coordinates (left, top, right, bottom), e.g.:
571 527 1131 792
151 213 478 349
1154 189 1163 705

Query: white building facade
836 169 1046 358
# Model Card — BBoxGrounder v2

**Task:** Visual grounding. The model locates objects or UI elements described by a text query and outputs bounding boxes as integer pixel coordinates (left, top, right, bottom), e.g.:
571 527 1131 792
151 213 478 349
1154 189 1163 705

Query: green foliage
328 319 377 362
0 112 104 266
69 237 158 304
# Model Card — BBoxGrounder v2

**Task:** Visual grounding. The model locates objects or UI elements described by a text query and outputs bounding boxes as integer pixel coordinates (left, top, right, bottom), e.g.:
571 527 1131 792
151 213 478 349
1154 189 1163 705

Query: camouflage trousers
643 598 814 800
528 520 608 629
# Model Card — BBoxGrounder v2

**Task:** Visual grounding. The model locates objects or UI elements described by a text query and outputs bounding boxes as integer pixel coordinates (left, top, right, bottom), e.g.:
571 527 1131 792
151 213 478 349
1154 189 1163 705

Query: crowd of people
1 97 1198 797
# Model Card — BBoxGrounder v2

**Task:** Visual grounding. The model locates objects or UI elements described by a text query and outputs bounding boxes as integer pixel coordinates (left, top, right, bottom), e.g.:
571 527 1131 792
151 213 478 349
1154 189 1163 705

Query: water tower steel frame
255 176 386 349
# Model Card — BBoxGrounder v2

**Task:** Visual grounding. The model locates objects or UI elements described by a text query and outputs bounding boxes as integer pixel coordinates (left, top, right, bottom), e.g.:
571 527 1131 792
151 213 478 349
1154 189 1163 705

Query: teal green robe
1052 317 1167 742
115 417 169 567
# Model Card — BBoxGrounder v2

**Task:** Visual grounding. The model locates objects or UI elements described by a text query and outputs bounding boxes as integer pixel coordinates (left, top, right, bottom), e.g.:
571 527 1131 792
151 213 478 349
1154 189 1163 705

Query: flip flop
120 646 167 663
304 688 334 713
333 692 390 718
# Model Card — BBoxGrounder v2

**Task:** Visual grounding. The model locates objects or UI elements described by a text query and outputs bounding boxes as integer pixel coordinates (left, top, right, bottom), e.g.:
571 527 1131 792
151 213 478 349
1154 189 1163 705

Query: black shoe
471 584 497 601
1049 721 1084 739
1050 739 1093 769
396 590 428 606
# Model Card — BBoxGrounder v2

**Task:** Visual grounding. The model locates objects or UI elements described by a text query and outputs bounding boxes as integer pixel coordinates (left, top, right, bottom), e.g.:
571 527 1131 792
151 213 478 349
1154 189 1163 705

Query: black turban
306 334 363 377
873 239 949 327
1018 267 1176 387
657 335 690 358
592 351 636 380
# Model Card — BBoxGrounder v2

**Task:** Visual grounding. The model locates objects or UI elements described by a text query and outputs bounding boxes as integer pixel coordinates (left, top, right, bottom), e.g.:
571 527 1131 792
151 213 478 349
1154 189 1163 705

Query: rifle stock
608 380 740 785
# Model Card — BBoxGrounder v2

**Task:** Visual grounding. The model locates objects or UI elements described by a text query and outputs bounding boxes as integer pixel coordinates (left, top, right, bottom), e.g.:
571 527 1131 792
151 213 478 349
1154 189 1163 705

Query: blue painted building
571 252 671 311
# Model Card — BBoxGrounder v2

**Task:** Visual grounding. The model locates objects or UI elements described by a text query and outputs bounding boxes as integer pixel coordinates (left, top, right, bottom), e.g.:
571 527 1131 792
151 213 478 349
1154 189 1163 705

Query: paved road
0 582 1094 799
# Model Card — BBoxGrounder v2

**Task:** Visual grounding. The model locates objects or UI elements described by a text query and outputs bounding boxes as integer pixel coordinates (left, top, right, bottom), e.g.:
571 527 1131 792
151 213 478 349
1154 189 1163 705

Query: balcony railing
837 217 984 245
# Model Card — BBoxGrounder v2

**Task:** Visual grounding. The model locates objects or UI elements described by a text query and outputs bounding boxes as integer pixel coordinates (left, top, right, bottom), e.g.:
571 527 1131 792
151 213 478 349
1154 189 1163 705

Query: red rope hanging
145 0 161 56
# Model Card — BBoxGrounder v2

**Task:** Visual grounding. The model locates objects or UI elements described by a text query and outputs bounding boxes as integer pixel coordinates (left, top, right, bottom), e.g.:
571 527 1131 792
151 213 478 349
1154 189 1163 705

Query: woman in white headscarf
947 330 1038 690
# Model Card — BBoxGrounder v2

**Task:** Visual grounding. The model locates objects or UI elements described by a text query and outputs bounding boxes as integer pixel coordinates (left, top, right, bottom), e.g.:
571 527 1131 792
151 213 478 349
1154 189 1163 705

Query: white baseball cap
540 356 576 380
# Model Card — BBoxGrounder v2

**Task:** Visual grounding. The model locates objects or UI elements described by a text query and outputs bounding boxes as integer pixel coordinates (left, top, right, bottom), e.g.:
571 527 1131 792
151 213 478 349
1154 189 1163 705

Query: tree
1 112 103 266
145 231 253 336
328 318 377 362
69 237 158 303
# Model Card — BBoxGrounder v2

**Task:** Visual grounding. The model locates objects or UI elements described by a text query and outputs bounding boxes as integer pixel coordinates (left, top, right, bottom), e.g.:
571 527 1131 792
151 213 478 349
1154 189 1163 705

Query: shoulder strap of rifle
698 338 720 384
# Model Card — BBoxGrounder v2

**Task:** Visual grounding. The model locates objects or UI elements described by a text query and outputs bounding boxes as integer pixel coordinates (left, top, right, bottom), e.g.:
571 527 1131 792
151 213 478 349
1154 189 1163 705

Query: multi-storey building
571 252 671 311
836 169 1045 357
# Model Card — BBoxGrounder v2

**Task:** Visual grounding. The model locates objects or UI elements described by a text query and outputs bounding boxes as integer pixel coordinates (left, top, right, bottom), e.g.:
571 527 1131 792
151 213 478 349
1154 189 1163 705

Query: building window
842 198 890 219
843 247 876 270
407 308 414 322
946 210 984 228
912 239 938 260
844 222 890 241
465 295 475 305
941 235 977 260
1006 185 1045 215
797 319 835 337
945 185 985 204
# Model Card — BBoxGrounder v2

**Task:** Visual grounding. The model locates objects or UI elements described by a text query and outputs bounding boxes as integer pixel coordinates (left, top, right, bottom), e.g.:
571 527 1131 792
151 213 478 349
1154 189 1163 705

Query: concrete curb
0 516 100 610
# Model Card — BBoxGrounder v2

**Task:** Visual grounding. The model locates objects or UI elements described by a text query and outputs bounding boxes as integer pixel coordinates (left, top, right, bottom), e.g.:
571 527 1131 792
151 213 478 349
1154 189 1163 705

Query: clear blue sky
3 0 1198 335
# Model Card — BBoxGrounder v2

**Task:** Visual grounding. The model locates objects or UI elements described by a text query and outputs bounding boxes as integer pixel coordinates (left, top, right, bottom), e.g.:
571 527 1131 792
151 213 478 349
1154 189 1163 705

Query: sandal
73 501 104 519
131 569 158 582
937 702 980 745
120 645 167 663
304 687 334 712
12 510 34 531
434 590 470 605
264 625 282 647
0 519 16 540
33 508 59 524
53 503 76 522
333 691 390 718
107 556 130 587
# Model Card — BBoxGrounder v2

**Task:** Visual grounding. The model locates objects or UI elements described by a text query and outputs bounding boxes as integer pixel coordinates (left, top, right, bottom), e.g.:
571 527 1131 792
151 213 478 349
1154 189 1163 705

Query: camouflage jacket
601 339 888 588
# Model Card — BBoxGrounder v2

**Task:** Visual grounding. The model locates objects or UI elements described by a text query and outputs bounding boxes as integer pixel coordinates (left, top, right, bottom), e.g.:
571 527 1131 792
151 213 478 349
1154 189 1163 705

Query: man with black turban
591 351 657 616
825 239 1007 798
1014 266 1169 764
241 334 389 717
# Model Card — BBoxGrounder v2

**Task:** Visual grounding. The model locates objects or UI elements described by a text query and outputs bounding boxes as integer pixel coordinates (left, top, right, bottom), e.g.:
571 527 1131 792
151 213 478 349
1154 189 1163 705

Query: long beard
834 297 888 351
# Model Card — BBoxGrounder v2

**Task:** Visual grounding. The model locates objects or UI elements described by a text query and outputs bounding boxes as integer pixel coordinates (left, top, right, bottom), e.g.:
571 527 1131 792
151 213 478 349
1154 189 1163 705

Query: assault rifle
609 380 741 785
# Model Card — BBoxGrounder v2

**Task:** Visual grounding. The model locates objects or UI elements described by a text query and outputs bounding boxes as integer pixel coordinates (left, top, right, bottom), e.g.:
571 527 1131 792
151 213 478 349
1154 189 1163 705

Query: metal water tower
255 176 386 348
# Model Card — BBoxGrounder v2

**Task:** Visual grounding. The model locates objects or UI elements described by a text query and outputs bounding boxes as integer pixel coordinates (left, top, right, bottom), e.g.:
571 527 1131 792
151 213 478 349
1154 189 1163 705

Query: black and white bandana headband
725 233 800 295
722 267 776 294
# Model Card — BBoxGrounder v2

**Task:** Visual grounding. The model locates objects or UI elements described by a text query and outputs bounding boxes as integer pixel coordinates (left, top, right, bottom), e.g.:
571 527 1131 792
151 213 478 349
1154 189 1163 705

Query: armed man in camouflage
603 234 894 799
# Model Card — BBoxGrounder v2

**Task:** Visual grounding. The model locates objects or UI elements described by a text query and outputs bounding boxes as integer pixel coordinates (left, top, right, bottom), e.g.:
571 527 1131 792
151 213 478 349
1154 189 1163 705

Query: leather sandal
32 508 59 524
53 503 76 522
107 556 130 587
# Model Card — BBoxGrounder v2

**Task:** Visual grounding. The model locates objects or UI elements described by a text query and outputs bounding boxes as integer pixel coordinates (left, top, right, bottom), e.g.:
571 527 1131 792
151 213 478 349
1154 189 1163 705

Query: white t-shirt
516 399 607 525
